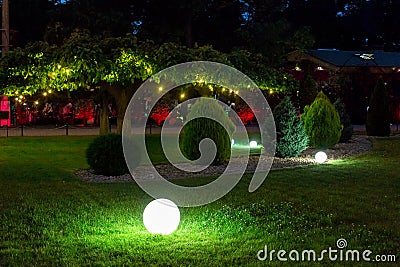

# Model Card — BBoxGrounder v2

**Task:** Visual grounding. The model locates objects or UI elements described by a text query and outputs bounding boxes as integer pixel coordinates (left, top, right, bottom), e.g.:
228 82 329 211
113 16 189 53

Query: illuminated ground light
143 199 180 235
249 141 258 148
231 139 235 146
315 151 328 163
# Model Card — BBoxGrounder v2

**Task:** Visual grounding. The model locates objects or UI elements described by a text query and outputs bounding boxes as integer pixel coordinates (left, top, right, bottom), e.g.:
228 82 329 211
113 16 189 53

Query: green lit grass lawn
0 136 399 266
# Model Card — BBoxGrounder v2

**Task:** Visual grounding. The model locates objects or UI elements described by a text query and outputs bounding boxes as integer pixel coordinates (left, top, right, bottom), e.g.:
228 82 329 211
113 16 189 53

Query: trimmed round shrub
272 96 308 158
302 91 343 149
334 98 353 142
181 98 235 165
366 79 391 136
86 133 128 176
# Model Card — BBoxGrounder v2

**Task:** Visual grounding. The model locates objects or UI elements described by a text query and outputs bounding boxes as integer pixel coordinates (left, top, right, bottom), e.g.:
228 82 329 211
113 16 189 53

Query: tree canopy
2 0 399 65
0 31 298 133
283 0 400 50
0 31 297 95
2 0 395 135
4 0 399 56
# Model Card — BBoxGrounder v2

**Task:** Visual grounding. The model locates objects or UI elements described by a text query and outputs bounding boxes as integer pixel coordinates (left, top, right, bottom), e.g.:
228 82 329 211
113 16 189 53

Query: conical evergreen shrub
181 98 235 165
366 79 391 136
299 74 318 111
334 98 353 142
302 91 343 149
272 96 308 158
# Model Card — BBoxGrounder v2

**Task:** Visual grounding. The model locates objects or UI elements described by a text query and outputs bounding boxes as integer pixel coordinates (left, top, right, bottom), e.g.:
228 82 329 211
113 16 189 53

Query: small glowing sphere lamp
315 151 328 163
143 199 180 235
249 141 258 148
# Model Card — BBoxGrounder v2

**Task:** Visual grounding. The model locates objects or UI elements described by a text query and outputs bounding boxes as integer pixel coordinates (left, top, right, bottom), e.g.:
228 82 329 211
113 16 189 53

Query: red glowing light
150 107 170 125
0 96 11 126
237 109 255 125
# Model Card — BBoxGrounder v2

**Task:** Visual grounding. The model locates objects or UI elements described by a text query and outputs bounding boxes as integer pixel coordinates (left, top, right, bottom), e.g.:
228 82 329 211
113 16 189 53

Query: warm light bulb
143 199 180 235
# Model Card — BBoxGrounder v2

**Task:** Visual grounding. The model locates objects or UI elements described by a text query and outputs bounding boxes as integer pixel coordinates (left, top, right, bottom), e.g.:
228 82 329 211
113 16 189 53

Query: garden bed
77 135 373 183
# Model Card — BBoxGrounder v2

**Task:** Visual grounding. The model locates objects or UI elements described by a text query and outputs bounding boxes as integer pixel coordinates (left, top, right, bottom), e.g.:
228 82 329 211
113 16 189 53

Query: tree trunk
99 90 110 135
105 84 138 134
100 80 142 134
115 89 130 134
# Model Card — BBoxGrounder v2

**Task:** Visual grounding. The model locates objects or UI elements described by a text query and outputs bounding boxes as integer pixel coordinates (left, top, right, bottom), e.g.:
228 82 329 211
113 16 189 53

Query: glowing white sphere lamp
249 141 258 148
315 151 328 163
143 199 180 235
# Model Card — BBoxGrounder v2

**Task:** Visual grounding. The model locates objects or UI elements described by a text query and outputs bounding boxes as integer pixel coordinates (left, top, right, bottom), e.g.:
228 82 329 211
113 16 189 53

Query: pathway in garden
0 125 102 137
0 124 260 137
1 124 399 137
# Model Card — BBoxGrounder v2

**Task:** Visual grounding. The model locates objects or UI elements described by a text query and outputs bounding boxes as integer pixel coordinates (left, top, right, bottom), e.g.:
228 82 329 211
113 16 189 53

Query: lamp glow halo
122 61 276 207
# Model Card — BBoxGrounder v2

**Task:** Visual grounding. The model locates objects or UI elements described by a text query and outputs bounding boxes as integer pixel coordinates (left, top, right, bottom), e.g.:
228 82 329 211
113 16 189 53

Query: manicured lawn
0 135 399 266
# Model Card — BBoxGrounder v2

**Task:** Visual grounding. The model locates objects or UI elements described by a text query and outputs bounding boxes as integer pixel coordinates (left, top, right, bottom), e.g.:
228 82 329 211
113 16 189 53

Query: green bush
86 134 128 176
181 98 235 165
334 98 353 142
366 79 391 136
299 74 318 111
302 91 343 149
271 96 308 158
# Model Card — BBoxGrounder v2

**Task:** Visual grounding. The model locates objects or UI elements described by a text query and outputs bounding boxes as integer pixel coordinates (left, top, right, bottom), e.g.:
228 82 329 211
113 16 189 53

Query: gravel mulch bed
76 135 372 183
